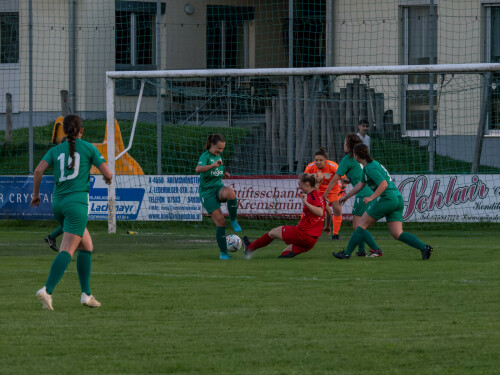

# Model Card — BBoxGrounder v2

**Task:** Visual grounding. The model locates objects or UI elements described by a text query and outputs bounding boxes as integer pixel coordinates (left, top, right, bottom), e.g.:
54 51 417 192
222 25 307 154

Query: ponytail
353 143 373 162
63 114 82 169
345 133 363 155
205 134 225 150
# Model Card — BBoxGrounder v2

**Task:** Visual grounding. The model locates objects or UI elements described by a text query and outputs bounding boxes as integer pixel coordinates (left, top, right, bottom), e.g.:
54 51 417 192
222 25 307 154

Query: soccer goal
103 64 500 233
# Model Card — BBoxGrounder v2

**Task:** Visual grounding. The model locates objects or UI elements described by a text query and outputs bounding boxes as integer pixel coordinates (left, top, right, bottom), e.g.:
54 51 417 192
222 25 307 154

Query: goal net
98 64 500 233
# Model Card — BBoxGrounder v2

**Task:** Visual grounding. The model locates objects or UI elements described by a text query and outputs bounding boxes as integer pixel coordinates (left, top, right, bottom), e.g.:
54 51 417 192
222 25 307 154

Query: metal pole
28 0 33 174
69 0 77 113
106 76 116 234
156 0 162 174
428 0 435 172
326 0 334 68
472 73 492 173
288 0 295 172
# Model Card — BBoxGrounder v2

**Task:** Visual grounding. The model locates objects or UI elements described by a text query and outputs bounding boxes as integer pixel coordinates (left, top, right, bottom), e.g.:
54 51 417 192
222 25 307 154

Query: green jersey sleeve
90 144 106 168
42 148 55 167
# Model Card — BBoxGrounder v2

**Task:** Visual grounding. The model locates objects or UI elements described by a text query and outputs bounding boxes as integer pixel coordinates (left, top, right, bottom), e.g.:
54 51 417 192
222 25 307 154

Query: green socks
227 198 238 222
216 226 228 254
49 225 64 240
77 250 93 295
45 251 72 294
346 227 380 255
398 232 426 251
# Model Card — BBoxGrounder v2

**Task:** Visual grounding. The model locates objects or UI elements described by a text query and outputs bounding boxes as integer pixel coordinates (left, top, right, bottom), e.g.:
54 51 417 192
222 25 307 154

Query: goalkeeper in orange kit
304 147 344 240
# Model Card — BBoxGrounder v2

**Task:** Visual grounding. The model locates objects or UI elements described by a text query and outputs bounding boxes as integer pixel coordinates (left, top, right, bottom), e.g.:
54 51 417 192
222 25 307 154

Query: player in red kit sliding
242 173 326 258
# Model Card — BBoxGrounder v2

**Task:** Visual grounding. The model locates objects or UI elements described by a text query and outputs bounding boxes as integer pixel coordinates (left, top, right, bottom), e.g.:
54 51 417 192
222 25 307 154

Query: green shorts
200 186 224 214
365 195 404 222
352 195 370 217
52 192 89 237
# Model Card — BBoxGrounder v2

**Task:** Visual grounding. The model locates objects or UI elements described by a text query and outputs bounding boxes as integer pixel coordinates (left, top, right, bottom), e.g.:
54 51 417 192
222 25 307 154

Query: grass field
1 222 499 375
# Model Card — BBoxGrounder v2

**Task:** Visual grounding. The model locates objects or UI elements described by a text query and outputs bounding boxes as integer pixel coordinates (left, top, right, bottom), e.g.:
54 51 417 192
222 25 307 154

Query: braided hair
205 134 225 150
62 114 82 170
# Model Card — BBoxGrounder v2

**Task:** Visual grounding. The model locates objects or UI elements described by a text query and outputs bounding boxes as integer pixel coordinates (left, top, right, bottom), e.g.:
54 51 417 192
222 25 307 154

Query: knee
227 189 236 200
392 231 402 240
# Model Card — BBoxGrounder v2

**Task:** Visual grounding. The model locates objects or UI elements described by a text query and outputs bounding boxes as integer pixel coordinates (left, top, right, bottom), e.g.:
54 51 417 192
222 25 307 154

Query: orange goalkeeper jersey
304 160 341 202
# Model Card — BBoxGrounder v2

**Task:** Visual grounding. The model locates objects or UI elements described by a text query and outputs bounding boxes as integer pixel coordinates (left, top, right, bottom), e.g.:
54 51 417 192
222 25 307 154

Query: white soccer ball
226 234 242 252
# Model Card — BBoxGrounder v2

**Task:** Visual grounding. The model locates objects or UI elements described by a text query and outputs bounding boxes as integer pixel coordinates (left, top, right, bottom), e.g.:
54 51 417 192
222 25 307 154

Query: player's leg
333 212 378 259
75 228 100 307
330 200 342 240
352 215 367 256
278 233 317 258
387 198 432 260
210 208 231 259
218 186 241 232
45 225 63 252
245 226 282 252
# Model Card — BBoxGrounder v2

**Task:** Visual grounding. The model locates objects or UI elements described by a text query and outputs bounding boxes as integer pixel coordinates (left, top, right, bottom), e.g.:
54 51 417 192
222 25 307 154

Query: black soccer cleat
242 236 252 259
332 234 341 240
354 251 367 257
44 236 58 252
332 251 350 259
421 245 433 260
277 251 296 258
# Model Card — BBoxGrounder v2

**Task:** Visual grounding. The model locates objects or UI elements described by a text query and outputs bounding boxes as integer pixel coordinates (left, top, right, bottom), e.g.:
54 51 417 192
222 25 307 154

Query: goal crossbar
107 63 500 80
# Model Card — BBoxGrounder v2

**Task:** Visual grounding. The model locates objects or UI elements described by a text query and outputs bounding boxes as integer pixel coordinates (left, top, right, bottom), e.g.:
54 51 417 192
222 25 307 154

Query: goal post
105 63 500 234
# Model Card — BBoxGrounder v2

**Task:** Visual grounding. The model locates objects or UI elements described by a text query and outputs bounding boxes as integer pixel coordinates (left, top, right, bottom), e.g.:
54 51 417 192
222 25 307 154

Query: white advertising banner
88 175 202 221
8 174 496 222
221 174 500 222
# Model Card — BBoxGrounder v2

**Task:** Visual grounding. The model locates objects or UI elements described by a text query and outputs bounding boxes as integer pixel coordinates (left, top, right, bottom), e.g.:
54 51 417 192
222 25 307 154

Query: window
486 5 500 130
0 13 18 64
207 6 255 69
283 2 325 68
402 6 438 131
115 1 164 94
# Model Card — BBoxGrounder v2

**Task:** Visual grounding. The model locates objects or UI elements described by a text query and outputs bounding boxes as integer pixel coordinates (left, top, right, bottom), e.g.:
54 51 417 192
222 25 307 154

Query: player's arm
301 194 324 217
364 180 387 204
97 163 113 185
195 160 222 173
31 160 49 206
323 173 341 201
339 181 366 204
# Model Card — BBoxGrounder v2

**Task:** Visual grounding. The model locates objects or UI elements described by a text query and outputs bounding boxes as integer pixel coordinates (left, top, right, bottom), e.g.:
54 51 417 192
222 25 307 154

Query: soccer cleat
332 234 341 240
219 252 232 260
44 236 58 252
242 236 252 259
367 248 383 257
277 251 296 258
230 220 242 232
421 245 433 260
332 251 350 259
81 293 101 308
354 251 367 257
36 286 53 311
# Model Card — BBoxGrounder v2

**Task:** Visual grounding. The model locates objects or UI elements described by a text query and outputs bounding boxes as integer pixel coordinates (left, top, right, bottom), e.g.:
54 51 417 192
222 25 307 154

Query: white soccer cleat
36 286 53 311
81 293 101 308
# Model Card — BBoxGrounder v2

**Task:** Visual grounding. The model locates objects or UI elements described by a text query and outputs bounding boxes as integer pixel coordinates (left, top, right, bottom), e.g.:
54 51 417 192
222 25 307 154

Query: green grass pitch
1 222 499 375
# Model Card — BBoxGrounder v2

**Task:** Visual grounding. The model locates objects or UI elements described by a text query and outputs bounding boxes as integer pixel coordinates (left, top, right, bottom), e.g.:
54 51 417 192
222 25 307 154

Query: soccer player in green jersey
195 134 241 260
323 134 375 257
31 115 113 310
333 143 433 260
